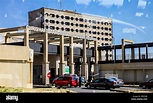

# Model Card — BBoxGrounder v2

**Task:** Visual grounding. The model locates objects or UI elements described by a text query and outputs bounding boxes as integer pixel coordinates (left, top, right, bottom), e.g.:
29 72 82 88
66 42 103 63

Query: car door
62 77 70 86
148 79 153 88
55 77 63 86
91 78 100 87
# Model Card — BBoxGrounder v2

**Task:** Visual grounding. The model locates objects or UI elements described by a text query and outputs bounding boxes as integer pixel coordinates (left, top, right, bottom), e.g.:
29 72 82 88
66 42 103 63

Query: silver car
106 76 124 87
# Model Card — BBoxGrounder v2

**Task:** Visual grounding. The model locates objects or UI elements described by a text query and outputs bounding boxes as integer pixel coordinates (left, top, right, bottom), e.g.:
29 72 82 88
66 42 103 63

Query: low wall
0 45 33 88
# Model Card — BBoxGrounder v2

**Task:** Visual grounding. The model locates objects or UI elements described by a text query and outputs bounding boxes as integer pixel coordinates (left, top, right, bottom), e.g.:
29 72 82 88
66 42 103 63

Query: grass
0 86 75 93
0 86 22 93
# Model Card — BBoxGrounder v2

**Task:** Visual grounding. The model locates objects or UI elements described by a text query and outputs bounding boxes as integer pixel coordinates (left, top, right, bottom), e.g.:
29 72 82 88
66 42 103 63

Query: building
28 7 113 47
98 39 153 84
0 7 113 87
28 7 113 84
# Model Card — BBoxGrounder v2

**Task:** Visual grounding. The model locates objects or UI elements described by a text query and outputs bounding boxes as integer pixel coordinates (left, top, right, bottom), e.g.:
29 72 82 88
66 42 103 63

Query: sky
0 0 153 45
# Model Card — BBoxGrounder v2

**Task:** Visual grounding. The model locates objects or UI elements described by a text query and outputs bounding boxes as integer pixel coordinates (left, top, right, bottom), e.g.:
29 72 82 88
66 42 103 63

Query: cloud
22 0 25 2
97 0 124 7
76 0 124 7
4 14 7 18
113 18 146 35
75 0 92 5
135 12 144 17
137 0 147 9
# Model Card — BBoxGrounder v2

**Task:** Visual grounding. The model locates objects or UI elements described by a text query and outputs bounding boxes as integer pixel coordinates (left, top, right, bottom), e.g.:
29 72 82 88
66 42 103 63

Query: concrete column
87 41 91 48
59 35 65 76
42 32 50 85
42 63 50 85
98 50 102 61
81 39 88 81
24 26 29 46
55 57 60 77
94 41 99 79
122 39 125 63
106 50 108 61
138 47 141 59
122 69 124 81
142 69 145 82
131 48 135 60
69 37 74 74
146 44 148 59
134 70 137 83
114 47 116 62
5 34 8 43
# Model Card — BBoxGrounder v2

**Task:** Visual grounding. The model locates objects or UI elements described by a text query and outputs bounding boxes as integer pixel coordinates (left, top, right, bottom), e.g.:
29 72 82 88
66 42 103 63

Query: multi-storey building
28 7 113 47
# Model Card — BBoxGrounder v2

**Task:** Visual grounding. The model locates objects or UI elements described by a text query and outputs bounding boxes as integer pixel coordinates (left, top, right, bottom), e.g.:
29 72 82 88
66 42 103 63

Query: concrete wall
99 62 153 83
0 45 33 88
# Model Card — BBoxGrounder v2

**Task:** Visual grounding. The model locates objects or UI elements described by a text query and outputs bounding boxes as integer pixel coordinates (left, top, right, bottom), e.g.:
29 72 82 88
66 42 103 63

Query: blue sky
0 0 153 45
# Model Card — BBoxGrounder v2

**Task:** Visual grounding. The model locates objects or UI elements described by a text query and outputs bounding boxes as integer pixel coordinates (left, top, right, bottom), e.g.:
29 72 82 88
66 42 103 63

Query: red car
52 76 79 88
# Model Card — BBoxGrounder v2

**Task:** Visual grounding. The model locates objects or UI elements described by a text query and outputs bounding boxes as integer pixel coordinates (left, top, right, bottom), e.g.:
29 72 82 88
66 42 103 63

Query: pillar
42 32 50 85
69 37 74 74
59 35 65 76
24 26 29 46
131 48 135 60
138 47 141 59
81 39 88 81
146 44 148 59
122 39 125 63
94 41 99 79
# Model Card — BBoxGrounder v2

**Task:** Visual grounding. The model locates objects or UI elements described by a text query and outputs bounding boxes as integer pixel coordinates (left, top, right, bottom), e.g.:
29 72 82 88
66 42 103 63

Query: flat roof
0 26 96 44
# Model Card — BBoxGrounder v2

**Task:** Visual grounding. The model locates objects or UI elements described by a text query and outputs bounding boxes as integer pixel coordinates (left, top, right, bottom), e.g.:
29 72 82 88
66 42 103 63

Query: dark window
56 15 59 18
56 21 59 24
50 26 55 30
50 14 55 17
61 15 64 19
65 16 70 20
79 18 83 22
65 22 70 25
50 20 55 23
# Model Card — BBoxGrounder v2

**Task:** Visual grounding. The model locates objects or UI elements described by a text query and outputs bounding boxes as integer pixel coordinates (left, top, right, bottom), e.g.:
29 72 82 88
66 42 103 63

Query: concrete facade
98 39 153 83
0 45 33 88
28 7 113 47
99 62 153 83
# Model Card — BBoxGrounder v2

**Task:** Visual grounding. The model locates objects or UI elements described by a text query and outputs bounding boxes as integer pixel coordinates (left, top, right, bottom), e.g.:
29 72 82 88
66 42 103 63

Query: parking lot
64 85 153 93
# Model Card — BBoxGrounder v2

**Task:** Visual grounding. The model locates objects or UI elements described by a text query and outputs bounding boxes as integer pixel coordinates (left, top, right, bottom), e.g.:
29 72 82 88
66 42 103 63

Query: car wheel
52 83 56 87
67 83 71 88
142 85 146 89
87 84 91 89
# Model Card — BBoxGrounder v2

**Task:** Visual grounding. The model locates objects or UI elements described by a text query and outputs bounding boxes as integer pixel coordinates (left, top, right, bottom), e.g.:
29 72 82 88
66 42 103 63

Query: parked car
52 77 59 86
106 76 123 87
51 76 79 88
139 79 153 89
84 77 118 89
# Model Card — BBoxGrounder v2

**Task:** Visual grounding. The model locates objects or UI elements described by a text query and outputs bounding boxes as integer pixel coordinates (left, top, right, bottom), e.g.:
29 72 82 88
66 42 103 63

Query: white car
106 76 124 87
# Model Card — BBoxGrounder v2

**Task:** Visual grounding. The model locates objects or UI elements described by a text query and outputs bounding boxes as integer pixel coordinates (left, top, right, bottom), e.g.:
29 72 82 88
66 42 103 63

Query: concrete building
0 7 113 87
98 39 153 84
28 7 113 47
28 7 113 84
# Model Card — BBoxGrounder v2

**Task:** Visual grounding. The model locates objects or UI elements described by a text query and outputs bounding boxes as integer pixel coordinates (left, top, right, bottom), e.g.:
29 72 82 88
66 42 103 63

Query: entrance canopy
0 26 96 44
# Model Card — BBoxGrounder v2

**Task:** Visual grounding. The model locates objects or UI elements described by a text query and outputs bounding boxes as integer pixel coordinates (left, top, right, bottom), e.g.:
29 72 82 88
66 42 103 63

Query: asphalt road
65 85 153 93
66 86 121 93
